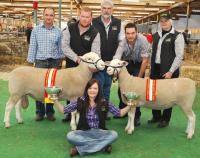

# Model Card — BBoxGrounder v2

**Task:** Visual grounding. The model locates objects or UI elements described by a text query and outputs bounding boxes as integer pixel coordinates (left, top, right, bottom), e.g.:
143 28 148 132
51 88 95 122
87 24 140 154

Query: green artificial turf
0 80 200 158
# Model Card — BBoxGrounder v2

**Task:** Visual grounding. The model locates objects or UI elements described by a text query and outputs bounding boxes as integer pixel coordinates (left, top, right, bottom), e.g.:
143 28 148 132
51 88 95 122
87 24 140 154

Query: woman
53 79 132 156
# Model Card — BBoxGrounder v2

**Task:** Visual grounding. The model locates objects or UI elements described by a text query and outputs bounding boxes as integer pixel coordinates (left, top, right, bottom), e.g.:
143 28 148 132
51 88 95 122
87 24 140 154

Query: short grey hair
101 0 114 8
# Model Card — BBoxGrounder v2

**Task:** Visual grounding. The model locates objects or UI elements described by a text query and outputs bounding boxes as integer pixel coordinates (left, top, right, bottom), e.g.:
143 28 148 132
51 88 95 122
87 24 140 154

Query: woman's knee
110 130 118 141
66 131 75 142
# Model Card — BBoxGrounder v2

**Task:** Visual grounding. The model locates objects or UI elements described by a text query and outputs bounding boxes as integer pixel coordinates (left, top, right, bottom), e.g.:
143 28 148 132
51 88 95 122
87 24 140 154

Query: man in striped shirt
27 8 64 122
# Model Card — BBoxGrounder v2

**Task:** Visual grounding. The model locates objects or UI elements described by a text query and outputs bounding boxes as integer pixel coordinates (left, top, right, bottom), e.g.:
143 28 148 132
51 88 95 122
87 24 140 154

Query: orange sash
44 69 57 103
146 79 156 101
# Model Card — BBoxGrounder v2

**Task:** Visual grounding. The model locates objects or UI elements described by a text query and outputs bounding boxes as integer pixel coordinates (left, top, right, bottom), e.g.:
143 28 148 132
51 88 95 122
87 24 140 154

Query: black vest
66 22 98 68
93 16 121 61
76 97 108 130
150 31 180 79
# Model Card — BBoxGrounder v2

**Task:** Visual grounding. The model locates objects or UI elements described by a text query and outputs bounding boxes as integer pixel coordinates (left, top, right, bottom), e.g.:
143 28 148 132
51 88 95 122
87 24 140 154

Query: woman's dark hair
125 22 137 32
84 79 103 105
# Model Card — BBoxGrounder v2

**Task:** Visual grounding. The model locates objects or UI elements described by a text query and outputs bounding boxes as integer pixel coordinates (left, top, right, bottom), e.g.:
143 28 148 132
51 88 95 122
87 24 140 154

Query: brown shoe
105 145 112 154
35 114 44 121
70 147 79 157
47 115 56 121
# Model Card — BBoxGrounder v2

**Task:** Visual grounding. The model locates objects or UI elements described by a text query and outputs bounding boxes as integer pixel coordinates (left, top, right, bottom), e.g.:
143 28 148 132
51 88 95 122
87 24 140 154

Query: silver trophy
45 86 62 100
123 92 140 106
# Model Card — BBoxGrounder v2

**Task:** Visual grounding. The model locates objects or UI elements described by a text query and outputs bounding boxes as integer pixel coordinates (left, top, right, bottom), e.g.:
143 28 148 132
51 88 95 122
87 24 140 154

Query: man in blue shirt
27 7 64 121
113 23 149 126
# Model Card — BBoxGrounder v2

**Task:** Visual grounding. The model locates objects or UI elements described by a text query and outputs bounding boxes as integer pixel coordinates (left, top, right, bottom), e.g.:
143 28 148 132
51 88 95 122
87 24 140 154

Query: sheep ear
122 61 128 66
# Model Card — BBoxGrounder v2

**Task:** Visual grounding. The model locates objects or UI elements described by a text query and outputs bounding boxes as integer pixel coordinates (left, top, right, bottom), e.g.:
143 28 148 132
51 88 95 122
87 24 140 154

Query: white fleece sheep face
81 52 105 70
107 59 124 76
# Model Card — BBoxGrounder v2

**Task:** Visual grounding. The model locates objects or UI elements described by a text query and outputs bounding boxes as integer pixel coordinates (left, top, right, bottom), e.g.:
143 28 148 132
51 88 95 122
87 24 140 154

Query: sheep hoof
127 130 133 135
18 121 24 124
187 133 194 139
187 135 193 139
5 123 10 128
71 126 77 131
125 126 129 132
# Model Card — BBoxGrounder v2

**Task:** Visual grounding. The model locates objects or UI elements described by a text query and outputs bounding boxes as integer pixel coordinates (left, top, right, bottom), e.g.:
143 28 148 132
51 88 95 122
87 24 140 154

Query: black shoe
134 118 141 127
35 114 44 121
147 118 160 124
157 120 169 128
62 114 71 123
47 115 56 121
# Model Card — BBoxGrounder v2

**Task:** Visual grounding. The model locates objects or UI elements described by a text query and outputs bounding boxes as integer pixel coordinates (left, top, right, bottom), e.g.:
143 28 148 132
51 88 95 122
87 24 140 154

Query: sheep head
80 52 105 71
106 59 128 76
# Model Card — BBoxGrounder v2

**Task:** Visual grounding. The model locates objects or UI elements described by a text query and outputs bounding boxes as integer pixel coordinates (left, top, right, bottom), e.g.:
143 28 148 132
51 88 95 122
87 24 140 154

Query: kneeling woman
53 79 131 156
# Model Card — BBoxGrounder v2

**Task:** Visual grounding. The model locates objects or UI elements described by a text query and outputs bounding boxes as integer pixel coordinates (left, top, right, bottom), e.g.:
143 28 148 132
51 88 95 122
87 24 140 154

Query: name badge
165 38 171 42
112 26 118 31
84 35 91 41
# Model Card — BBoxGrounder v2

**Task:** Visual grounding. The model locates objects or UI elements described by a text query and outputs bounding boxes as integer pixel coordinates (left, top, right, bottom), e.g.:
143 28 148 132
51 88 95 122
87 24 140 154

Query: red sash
44 69 57 103
146 79 156 101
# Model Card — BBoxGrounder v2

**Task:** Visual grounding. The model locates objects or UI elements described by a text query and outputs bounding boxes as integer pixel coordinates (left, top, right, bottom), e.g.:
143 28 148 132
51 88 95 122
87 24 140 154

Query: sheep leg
125 111 131 132
180 104 196 139
185 110 195 139
70 111 77 131
75 111 80 126
15 99 23 124
4 95 20 128
127 107 136 134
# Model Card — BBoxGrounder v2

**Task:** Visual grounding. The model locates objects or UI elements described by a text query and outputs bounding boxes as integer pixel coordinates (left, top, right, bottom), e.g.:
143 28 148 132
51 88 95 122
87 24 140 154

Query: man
113 23 149 126
62 7 101 121
148 13 185 128
27 8 63 121
92 0 124 119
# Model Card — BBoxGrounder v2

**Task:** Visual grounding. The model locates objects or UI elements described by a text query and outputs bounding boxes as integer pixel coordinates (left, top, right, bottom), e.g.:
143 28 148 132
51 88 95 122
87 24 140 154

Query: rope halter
107 64 124 83
81 58 103 71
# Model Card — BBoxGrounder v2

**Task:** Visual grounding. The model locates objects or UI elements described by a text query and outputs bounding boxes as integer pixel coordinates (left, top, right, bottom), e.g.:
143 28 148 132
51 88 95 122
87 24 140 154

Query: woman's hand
127 101 133 107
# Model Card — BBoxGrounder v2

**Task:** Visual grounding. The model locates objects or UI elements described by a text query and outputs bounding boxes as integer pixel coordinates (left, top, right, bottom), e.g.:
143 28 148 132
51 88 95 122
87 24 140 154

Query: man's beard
79 22 90 28
102 14 111 19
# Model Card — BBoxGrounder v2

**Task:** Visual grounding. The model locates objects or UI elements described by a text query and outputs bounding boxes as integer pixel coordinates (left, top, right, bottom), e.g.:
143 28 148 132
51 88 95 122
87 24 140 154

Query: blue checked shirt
27 24 64 63
64 97 120 129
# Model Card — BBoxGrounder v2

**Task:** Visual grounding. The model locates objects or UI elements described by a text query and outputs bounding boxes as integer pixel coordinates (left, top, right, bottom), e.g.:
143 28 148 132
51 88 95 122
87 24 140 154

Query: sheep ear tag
146 79 157 101
44 68 58 103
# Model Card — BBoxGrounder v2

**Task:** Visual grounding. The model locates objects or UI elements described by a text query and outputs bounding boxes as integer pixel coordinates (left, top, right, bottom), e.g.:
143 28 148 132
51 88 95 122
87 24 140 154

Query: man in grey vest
92 0 124 120
148 13 185 128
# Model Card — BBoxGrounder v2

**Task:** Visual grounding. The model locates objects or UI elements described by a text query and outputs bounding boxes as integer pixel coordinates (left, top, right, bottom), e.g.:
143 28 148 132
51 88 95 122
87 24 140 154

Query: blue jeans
67 129 118 156
35 58 61 116
93 70 112 101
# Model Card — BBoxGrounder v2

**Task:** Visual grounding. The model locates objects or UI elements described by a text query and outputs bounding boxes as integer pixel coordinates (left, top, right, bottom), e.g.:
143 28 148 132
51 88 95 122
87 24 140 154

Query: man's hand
89 67 98 73
76 56 81 64
163 72 172 79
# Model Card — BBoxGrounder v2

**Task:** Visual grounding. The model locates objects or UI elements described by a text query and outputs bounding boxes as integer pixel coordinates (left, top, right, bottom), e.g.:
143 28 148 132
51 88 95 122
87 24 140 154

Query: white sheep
107 59 196 139
4 52 105 129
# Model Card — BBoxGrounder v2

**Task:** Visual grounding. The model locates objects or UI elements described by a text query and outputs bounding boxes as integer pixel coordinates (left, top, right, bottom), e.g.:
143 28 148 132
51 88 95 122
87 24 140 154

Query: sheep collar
81 58 102 70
